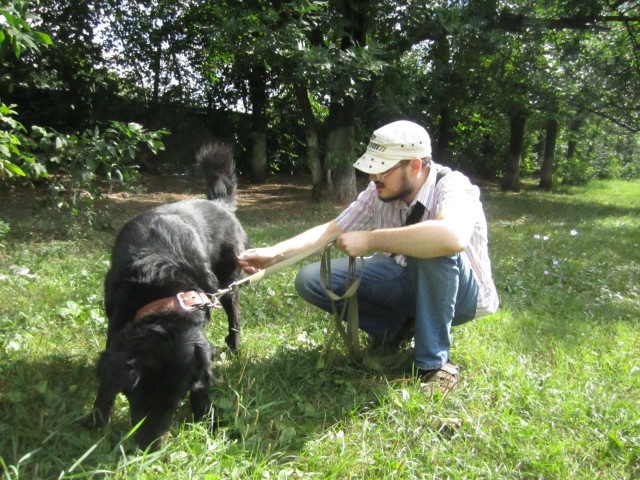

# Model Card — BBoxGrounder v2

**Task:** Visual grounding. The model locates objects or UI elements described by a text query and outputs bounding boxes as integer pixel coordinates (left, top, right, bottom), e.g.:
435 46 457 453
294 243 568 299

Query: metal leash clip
177 291 221 311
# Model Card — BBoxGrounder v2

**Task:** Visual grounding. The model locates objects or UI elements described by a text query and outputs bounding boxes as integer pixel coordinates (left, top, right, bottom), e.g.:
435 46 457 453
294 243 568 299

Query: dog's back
104 143 247 335
89 142 248 450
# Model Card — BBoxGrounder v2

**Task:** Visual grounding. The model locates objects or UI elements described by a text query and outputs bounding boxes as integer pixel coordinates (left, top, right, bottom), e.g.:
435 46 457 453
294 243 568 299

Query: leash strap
317 244 414 372
319 240 365 363
212 234 342 303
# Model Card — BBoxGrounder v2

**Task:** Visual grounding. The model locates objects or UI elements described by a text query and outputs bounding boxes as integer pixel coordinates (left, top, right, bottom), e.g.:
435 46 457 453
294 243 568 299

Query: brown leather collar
133 291 219 323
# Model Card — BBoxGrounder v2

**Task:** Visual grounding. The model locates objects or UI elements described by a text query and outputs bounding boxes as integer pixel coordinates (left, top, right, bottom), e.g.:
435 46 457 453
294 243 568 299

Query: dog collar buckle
177 291 220 311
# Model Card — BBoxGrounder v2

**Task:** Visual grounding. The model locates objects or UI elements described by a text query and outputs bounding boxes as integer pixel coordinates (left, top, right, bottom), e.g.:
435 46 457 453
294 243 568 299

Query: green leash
319 243 414 371
319 240 365 364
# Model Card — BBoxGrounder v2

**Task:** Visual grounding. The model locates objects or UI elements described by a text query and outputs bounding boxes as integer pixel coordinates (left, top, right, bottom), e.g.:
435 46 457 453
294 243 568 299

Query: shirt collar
409 161 440 213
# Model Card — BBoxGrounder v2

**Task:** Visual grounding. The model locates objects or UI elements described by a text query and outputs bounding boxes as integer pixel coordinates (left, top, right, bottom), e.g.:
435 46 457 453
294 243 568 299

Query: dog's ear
126 358 142 389
97 350 140 394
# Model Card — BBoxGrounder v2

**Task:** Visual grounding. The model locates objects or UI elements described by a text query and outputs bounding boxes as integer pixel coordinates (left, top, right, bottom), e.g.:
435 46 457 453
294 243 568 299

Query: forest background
1 0 639 201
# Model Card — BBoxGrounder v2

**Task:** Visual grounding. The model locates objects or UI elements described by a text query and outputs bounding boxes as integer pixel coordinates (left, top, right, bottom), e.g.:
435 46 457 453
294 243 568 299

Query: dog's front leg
84 381 117 428
190 386 213 422
190 342 215 426
220 292 241 353
83 350 132 428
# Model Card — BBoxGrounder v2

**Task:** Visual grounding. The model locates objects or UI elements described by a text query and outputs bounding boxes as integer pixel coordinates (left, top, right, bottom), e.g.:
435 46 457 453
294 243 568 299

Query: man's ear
410 157 423 176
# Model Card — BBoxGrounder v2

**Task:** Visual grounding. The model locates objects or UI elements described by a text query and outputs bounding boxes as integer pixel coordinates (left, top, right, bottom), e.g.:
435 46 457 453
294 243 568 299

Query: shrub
557 155 596 185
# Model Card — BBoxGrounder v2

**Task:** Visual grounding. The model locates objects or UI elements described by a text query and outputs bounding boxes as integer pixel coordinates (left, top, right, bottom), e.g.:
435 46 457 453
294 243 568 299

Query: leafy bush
0 102 32 180
0 102 168 186
557 155 596 185
28 120 169 184
1 101 169 232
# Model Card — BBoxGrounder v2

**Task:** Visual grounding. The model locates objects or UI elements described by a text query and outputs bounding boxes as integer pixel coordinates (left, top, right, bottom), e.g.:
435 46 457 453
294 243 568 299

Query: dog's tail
196 142 238 208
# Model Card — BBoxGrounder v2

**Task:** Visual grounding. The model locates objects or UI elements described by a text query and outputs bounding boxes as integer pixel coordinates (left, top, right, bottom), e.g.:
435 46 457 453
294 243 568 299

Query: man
238 120 499 385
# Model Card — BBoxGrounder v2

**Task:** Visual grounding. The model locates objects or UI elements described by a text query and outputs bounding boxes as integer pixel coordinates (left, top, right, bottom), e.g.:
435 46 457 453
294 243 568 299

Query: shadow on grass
210 345 395 453
0 344 398 477
0 354 111 476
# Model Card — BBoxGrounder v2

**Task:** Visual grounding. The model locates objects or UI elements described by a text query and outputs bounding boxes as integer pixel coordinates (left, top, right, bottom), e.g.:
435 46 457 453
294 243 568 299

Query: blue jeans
295 253 479 370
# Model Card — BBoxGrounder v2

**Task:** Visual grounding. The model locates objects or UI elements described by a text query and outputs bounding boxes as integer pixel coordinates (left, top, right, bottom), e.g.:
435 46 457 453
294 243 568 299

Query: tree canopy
1 0 639 196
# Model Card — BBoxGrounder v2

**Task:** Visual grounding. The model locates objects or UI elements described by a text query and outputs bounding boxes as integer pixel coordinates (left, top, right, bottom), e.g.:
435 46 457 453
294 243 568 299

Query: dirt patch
103 173 319 219
0 174 324 232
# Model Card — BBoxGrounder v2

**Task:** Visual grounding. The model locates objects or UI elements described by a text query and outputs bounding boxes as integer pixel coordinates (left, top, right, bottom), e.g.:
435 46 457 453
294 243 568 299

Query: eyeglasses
371 161 406 181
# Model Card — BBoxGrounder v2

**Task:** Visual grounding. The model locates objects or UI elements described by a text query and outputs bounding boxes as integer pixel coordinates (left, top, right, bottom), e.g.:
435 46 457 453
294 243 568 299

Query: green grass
0 178 638 479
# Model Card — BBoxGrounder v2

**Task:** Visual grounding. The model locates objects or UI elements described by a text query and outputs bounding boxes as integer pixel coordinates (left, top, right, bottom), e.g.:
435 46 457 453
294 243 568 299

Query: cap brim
353 155 402 174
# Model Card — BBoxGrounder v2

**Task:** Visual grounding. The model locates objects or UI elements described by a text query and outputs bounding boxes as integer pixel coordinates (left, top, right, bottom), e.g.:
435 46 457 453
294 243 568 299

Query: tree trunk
534 131 545 167
293 82 331 200
432 36 452 163
326 119 357 203
151 40 162 107
501 107 527 192
321 0 369 202
566 116 583 161
436 106 452 163
248 67 268 183
539 117 558 190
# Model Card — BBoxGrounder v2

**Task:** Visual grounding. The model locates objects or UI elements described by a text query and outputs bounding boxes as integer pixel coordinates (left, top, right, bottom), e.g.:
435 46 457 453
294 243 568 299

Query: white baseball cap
353 120 432 174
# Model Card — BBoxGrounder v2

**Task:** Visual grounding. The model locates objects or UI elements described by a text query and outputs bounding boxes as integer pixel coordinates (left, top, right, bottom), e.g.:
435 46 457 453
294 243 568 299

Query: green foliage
3 0 640 188
40 121 168 230
0 102 28 180
1 103 168 185
554 121 640 185
37 121 168 184
0 0 52 60
1 102 168 231
557 155 596 185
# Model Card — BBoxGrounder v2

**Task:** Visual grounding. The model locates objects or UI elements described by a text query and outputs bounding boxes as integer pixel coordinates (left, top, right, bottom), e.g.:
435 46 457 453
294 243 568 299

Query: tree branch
583 106 640 133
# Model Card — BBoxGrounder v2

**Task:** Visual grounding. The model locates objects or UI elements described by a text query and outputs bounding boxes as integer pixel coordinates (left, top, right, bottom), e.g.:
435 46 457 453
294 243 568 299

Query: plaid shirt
336 163 499 317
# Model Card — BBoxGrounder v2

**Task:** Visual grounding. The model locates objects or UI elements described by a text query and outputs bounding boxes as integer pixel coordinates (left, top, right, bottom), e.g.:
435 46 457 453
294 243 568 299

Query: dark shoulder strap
436 166 452 183
404 166 452 226
404 203 425 226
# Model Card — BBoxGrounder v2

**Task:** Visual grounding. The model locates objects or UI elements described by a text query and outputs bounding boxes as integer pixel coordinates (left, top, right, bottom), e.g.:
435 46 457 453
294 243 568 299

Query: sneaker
416 363 459 391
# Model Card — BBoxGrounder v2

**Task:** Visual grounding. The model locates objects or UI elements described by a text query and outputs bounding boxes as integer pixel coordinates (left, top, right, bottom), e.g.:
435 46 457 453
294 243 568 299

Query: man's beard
376 173 413 203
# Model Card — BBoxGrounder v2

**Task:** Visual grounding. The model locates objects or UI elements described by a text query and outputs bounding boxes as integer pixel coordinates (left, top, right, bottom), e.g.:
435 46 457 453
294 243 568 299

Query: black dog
86 142 249 449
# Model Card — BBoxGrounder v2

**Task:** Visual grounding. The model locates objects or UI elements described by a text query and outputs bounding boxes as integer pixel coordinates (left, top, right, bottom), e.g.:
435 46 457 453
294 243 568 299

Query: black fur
86 142 249 450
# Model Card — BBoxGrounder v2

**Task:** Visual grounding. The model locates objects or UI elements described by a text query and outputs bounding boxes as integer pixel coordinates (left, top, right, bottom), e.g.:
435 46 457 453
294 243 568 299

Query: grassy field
0 176 638 479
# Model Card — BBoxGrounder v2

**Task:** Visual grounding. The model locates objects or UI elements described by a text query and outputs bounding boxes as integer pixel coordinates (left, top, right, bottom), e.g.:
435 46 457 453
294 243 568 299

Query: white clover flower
534 234 541 239
570 229 579 236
